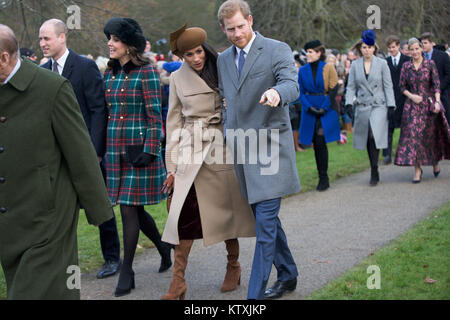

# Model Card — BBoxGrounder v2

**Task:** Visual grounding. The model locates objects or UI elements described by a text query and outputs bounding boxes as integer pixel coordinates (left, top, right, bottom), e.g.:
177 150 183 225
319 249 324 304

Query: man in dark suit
420 32 450 122
383 35 411 164
39 19 121 279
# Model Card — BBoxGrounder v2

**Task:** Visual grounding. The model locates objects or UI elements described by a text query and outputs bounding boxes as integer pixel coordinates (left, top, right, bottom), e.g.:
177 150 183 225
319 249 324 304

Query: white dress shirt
2 58 21 85
51 48 70 74
391 52 401 67
234 32 256 70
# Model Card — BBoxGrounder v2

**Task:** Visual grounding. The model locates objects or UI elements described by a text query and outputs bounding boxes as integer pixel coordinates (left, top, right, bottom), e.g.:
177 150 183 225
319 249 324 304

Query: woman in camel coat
161 24 255 300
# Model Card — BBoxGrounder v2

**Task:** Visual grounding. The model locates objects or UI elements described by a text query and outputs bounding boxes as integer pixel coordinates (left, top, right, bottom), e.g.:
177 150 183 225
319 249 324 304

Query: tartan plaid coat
104 60 166 205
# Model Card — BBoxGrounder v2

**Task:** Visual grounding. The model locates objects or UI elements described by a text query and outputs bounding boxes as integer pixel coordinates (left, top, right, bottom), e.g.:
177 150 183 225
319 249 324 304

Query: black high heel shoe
114 266 135 297
158 242 173 273
433 168 440 178
412 169 423 184
369 167 380 186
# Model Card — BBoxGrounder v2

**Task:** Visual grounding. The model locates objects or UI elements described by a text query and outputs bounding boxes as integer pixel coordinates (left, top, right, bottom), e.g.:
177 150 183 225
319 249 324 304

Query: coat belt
183 112 223 142
304 92 328 96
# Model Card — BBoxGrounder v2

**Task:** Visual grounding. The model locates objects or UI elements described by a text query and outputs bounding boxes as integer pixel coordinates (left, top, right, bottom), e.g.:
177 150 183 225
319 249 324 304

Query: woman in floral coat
394 38 450 183
103 17 171 297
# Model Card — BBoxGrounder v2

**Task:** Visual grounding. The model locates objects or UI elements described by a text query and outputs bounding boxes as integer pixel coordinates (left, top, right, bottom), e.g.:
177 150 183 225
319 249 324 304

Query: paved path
81 161 450 300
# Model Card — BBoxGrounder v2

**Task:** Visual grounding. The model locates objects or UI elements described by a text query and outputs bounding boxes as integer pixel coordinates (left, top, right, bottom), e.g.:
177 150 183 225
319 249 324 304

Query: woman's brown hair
107 44 151 69
352 39 379 57
312 45 327 62
198 43 219 91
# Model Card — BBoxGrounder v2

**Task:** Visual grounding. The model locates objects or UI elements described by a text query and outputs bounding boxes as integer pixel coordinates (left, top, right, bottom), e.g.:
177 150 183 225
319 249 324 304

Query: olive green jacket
0 58 113 300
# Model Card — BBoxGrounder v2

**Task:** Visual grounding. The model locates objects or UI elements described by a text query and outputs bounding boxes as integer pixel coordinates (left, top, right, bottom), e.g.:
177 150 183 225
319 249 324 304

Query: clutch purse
125 144 144 163
166 192 173 213
428 97 444 114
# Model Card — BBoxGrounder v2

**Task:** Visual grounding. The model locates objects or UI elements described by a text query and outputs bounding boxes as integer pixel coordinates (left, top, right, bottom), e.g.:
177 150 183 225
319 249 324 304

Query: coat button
108 103 112 107
0 207 6 214
121 88 124 92
0 177 5 183
121 102 124 106
0 147 4 153
120 116 124 120
0 116 6 123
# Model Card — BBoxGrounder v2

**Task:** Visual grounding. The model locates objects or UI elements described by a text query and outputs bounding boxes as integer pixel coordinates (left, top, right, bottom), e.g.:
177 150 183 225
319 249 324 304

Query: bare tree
1 0 448 58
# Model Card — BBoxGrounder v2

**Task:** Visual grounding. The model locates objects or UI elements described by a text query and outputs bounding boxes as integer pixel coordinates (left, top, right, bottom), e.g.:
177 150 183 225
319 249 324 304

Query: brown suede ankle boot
161 239 193 300
221 239 241 292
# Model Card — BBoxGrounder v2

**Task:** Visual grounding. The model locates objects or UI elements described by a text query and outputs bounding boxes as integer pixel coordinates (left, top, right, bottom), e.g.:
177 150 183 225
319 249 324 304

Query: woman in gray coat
345 30 395 185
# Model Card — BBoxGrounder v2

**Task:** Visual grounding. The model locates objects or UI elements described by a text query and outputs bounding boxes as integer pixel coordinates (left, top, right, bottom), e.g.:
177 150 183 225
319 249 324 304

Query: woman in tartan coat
103 17 172 297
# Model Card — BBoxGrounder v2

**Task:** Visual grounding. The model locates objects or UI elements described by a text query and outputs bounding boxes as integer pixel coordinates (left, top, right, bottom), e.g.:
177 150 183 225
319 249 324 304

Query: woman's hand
433 101 441 114
161 174 174 194
409 94 423 105
132 152 155 168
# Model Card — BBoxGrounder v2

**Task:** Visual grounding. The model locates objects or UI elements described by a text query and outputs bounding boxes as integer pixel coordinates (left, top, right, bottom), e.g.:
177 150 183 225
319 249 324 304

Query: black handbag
125 144 144 163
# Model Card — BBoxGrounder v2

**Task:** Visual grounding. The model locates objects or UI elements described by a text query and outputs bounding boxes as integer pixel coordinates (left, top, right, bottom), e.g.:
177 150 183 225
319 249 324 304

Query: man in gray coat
217 0 301 300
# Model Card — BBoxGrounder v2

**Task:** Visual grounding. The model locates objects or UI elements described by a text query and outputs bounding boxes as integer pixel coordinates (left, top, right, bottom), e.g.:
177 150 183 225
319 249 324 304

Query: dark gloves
309 106 326 117
387 107 395 120
132 152 156 168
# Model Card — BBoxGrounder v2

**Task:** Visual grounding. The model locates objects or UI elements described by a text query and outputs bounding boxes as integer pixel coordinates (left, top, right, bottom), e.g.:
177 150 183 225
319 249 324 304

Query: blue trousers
247 198 298 300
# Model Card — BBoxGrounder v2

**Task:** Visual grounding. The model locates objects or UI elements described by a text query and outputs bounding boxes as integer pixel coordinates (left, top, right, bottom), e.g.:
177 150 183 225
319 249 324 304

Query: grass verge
306 201 450 300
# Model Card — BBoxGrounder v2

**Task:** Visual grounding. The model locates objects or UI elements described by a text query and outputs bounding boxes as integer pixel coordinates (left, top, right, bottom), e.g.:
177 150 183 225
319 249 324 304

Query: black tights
313 130 328 178
120 205 164 268
366 127 379 169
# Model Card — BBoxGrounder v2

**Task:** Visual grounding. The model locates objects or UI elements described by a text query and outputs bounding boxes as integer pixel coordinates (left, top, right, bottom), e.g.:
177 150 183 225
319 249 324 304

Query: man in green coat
0 24 113 299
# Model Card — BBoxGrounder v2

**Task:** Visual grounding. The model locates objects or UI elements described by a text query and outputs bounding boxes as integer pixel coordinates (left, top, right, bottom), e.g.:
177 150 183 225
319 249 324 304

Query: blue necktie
238 50 246 77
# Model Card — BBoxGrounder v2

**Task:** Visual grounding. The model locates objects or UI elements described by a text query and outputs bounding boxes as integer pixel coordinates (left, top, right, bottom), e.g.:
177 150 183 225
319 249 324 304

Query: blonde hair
218 0 251 26
327 54 336 64
95 56 109 74
408 37 422 50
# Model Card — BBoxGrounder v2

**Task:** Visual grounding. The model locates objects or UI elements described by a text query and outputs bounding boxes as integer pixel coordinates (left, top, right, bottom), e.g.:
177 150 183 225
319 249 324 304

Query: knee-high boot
314 133 329 191
221 239 241 292
161 239 193 300
367 135 380 186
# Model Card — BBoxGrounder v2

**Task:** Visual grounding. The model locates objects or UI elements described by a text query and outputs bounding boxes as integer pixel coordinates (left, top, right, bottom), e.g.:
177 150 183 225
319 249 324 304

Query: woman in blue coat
299 40 341 191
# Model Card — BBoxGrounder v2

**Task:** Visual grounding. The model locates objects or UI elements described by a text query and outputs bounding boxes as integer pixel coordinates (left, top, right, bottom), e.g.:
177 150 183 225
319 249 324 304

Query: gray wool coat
217 32 301 204
346 56 395 150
